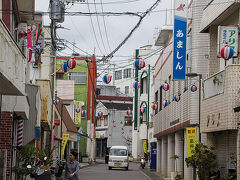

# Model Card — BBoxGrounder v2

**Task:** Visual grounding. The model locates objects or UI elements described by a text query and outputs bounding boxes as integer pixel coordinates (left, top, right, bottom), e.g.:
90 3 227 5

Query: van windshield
110 149 127 156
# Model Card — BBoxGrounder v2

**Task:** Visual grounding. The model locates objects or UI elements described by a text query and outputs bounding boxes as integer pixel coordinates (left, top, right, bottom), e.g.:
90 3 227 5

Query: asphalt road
77 162 154 180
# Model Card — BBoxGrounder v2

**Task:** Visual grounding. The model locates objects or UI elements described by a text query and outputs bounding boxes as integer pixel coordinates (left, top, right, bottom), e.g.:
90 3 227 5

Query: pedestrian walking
65 151 80 180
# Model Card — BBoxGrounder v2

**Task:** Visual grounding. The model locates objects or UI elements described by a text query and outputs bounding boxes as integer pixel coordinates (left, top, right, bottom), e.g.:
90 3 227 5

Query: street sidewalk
140 165 165 180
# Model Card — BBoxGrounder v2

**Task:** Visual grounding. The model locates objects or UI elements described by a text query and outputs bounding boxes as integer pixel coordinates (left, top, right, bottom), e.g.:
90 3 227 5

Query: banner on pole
173 0 187 80
61 134 69 155
186 128 197 157
75 101 82 125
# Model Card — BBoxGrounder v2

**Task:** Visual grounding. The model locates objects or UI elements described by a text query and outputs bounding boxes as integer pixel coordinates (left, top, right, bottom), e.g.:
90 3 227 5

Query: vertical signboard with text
186 128 197 157
173 0 188 80
75 101 82 125
218 26 238 57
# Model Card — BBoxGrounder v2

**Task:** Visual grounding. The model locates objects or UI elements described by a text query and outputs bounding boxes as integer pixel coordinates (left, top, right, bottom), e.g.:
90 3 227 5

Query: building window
123 68 131 78
81 106 86 118
104 116 108 126
116 88 120 94
68 72 87 84
115 70 122 80
125 86 129 95
159 87 162 111
124 116 132 126
155 91 158 114
96 88 101 96
56 73 64 80
97 117 101 127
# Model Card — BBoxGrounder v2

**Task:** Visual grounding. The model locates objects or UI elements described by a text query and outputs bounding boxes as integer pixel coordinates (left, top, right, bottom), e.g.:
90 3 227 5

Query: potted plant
12 145 54 180
185 142 216 180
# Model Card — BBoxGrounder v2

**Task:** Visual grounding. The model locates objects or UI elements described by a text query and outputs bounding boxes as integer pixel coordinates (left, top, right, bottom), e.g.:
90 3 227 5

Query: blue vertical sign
173 0 187 80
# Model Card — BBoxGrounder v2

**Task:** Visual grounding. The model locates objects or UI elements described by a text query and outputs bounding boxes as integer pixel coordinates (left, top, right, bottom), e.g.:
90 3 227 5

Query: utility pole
134 49 139 130
49 0 65 159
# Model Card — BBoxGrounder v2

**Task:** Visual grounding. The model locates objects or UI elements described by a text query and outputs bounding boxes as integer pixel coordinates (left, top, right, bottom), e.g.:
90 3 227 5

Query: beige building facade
200 0 240 178
153 0 210 179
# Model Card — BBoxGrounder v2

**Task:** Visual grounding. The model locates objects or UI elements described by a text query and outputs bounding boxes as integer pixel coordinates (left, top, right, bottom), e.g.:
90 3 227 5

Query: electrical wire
13 1 235 17
73 0 143 5
93 0 108 54
68 16 94 53
100 0 112 52
97 0 162 63
87 0 105 55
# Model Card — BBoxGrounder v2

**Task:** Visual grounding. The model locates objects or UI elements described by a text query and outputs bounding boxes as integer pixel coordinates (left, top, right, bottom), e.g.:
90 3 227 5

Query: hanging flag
36 22 43 42
27 27 33 63
17 120 24 147
34 42 43 67
61 134 69 155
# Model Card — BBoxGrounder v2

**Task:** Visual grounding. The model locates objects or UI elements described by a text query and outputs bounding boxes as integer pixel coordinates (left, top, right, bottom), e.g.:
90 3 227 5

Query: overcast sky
35 0 172 64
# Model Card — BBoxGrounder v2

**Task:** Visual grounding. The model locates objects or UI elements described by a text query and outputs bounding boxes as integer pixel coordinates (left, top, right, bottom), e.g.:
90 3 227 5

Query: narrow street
77 162 159 180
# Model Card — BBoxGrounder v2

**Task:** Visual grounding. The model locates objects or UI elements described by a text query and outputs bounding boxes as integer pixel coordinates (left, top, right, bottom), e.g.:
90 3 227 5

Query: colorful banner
143 140 147 154
173 0 187 80
61 134 69 155
75 101 82 125
186 128 197 157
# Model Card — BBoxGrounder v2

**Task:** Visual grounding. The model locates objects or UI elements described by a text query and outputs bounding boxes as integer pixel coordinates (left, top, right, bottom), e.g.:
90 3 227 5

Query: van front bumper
108 162 128 168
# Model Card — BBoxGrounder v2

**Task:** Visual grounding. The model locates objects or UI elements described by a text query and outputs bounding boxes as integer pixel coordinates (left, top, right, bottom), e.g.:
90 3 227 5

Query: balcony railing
201 65 240 132
203 70 225 99
0 19 26 95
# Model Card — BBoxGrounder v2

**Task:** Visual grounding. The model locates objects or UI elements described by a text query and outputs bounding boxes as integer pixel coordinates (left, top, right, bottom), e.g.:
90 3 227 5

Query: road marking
139 169 153 180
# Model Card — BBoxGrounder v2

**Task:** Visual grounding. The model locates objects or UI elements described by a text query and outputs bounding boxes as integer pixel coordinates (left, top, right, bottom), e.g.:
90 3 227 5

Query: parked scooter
140 157 145 169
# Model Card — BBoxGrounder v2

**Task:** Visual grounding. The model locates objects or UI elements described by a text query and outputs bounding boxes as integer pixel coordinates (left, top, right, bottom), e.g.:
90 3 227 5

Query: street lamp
60 102 70 160
186 73 202 142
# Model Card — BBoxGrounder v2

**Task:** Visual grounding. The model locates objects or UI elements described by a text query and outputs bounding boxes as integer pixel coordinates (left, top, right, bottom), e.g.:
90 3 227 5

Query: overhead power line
100 0 112 52
87 0 105 55
93 0 108 54
73 0 143 5
97 0 161 63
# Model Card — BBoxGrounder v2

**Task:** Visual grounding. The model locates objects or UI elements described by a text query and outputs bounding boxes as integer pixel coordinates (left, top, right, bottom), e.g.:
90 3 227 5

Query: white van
108 146 129 170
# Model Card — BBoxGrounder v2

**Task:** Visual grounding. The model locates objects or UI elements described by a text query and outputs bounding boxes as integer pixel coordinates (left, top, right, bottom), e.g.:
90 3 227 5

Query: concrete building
199 0 240 178
109 59 134 97
96 85 133 158
0 1 45 179
132 45 158 162
153 1 209 179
